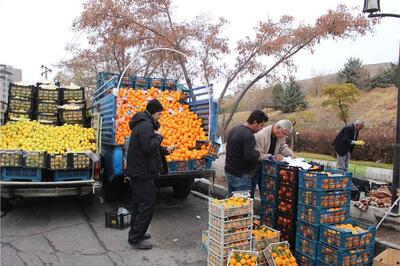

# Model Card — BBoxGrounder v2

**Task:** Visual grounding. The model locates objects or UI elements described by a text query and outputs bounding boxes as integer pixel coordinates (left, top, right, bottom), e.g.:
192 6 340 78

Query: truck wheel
173 178 194 199
1 198 13 212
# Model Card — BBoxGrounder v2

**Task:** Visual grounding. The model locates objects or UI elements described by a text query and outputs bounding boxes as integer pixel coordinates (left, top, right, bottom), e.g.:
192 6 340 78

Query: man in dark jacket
126 99 174 250
225 110 268 195
333 120 365 172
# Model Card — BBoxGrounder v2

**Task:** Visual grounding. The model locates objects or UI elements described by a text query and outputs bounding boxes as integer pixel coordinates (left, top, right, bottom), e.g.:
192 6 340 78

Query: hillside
219 86 398 131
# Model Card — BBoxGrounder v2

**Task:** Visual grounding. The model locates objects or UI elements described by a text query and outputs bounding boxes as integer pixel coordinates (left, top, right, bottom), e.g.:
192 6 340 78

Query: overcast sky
0 0 399 95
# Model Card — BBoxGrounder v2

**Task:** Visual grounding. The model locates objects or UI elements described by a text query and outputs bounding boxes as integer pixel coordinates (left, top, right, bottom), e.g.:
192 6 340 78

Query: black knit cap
146 99 164 115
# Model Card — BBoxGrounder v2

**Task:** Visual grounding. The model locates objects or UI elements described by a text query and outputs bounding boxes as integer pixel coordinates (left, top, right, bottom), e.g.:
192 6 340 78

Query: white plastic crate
208 237 252 257
209 225 252 244
207 249 227 266
209 194 253 218
252 225 281 250
263 241 296 266
227 249 259 266
209 213 253 230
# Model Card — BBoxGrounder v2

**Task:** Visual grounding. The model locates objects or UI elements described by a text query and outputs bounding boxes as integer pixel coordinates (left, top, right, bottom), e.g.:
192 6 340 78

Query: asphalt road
1 189 209 266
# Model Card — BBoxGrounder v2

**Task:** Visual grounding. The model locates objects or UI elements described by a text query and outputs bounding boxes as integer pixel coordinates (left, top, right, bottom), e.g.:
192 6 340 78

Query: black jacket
126 111 168 179
225 125 260 176
333 123 359 156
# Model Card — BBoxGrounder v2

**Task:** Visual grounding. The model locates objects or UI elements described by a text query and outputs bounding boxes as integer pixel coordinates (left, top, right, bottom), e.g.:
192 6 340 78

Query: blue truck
93 72 218 200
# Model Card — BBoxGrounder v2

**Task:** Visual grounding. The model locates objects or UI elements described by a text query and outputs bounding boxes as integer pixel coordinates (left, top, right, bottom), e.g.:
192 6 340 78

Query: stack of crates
260 160 299 247
6 83 35 122
252 224 280 265
296 169 353 265
58 85 87 126
207 194 253 266
36 83 61 125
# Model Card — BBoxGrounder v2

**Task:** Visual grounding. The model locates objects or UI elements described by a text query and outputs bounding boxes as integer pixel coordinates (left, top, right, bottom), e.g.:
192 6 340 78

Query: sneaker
129 240 153 250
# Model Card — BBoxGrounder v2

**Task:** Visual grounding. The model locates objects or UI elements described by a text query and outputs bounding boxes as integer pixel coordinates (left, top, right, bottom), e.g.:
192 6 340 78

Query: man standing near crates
126 99 175 250
225 110 268 196
251 119 296 198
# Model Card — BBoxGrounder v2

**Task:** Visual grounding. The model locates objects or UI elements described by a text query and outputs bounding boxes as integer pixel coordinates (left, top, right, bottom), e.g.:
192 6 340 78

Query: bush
296 126 395 164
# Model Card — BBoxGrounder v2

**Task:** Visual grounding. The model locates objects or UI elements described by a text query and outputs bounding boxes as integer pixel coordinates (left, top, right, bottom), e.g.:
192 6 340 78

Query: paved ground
1 188 209 266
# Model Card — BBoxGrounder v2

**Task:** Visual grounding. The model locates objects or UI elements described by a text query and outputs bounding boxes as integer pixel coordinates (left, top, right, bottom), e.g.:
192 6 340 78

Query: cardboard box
373 248 400 266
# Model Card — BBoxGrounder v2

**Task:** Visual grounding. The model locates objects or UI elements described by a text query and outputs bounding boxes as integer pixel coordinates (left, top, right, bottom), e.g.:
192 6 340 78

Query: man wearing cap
126 99 175 250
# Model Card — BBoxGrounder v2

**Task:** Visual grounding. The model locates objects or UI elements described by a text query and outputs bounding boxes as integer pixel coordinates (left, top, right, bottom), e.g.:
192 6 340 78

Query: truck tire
1 198 13 212
173 178 194 199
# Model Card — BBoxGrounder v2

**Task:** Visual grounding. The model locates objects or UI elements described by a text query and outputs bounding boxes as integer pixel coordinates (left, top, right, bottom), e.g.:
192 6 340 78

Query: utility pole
41 65 52 80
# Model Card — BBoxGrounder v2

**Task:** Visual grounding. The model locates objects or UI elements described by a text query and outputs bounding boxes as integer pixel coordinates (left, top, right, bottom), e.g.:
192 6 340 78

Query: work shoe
142 233 151 240
129 240 153 250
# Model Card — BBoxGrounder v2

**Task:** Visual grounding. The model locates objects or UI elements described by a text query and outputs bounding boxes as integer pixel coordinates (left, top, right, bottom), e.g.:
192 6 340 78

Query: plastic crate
262 176 278 191
8 98 34 113
163 78 177 90
5 111 32 121
36 113 59 125
295 251 316 266
209 197 253 219
277 165 298 186
276 213 296 233
48 153 69 169
299 187 351 208
209 225 252 244
299 169 352 191
1 167 42 182
133 77 149 89
105 206 132 230
262 160 280 177
264 241 295 266
0 150 23 167
209 213 253 231
23 151 47 168
167 160 191 172
296 219 320 241
149 78 163 89
53 169 91 181
260 214 276 228
69 152 92 169
9 84 35 99
62 87 85 102
252 225 280 250
59 108 86 122
277 184 296 203
277 199 296 216
37 87 61 101
320 219 376 249
295 234 318 258
208 237 252 257
207 142 220 160
317 242 373 266
191 157 213 170
227 249 259 266
207 249 227 266
261 188 277 205
260 201 276 217
36 100 58 114
297 204 349 225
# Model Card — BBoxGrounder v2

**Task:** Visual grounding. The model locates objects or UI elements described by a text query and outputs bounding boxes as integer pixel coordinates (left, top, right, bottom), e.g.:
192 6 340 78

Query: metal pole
392 42 400 214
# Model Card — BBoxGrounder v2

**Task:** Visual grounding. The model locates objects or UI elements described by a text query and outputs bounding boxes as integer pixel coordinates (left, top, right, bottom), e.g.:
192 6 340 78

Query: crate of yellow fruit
264 241 297 266
252 225 280 250
209 194 253 218
0 150 23 167
227 249 258 266
320 219 376 249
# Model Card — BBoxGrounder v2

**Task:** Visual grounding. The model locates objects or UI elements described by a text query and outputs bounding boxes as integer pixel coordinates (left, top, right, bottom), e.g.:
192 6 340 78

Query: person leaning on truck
251 119 295 198
224 110 269 196
126 99 175 250
333 120 365 172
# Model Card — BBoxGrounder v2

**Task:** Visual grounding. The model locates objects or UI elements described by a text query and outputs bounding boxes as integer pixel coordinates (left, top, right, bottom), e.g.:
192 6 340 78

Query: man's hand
275 154 284 161
166 146 177 153
354 140 365 146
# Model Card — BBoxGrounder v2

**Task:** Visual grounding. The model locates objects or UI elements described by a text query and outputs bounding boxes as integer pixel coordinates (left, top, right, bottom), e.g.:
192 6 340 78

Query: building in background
0 64 22 112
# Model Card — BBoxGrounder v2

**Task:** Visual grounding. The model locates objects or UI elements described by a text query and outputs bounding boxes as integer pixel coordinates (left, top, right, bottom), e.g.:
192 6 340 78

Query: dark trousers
128 178 156 243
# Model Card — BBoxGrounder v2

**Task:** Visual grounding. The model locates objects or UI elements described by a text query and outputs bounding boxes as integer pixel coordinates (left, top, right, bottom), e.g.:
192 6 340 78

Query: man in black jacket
126 99 174 250
225 110 268 195
333 120 365 172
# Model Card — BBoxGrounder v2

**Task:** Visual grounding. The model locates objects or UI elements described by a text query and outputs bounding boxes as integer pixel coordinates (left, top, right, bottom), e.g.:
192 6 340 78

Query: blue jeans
251 168 262 198
226 171 252 196
337 152 350 172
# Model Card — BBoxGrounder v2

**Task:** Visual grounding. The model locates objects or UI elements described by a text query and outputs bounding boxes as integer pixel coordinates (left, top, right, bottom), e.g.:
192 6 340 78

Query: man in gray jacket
251 119 295 198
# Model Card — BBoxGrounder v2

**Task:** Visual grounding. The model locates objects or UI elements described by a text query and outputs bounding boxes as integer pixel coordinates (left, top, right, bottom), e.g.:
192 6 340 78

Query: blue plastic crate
296 234 319 258
262 175 278 192
260 201 276 217
297 204 349 225
262 159 280 177
317 242 374 266
148 78 163 89
53 169 91 181
299 187 351 208
299 169 352 191
190 157 213 170
297 219 320 241
261 187 278 205
296 251 316 266
260 213 276 228
133 76 149 89
320 219 376 250
167 160 191 172
1 167 42 182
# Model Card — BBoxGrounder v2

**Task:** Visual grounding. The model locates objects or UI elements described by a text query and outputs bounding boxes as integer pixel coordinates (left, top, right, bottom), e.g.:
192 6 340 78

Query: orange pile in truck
115 87 208 161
